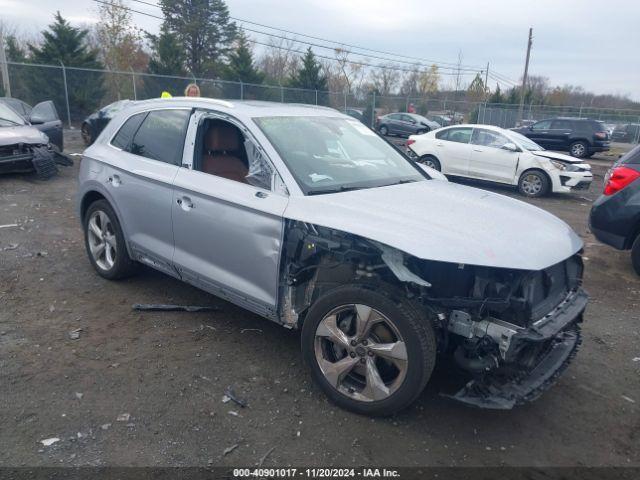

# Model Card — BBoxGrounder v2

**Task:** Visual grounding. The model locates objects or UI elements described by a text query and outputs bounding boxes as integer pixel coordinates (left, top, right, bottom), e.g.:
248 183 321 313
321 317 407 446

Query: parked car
427 114 452 127
78 98 587 414
378 113 440 137
407 124 593 197
589 144 640 275
0 101 69 179
81 100 133 146
512 117 610 158
0 97 63 151
344 108 365 123
611 124 640 144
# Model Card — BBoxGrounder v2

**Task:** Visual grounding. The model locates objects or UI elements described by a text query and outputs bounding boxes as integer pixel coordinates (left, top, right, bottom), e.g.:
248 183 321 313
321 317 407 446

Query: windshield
507 130 544 151
254 116 424 194
0 102 27 127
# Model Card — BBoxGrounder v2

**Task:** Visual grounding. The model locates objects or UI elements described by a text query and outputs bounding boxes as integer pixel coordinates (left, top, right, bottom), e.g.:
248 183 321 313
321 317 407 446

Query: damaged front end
279 221 587 409
0 143 71 179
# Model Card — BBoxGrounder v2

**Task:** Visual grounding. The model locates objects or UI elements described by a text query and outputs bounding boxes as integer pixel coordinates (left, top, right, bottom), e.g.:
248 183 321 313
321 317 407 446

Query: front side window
254 116 424 195
471 129 511 149
532 120 552 130
445 127 473 144
551 120 572 130
130 109 191 165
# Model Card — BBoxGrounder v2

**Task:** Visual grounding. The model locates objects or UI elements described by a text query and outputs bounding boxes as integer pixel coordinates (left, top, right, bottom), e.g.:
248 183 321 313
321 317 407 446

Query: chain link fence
2 61 639 144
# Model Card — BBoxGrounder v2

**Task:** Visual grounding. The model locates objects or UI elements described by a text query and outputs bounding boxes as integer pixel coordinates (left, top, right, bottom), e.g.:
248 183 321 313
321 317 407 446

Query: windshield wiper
379 178 419 187
306 184 369 195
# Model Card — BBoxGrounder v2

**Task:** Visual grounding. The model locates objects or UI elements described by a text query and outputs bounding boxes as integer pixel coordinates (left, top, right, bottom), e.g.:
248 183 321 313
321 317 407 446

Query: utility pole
0 26 11 97
517 28 533 124
484 62 489 97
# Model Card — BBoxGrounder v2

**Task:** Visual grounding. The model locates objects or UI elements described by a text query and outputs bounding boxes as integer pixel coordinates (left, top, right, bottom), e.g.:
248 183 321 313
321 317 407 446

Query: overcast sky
3 0 639 100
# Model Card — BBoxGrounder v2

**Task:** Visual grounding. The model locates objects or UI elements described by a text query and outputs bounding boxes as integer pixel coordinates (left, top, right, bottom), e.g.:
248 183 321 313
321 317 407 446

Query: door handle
435 143 444 147
177 196 195 210
472 148 483 152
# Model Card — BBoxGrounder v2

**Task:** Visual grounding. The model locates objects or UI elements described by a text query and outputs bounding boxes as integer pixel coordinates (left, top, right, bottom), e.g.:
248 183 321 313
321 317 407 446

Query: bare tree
257 36 299 85
369 64 399 96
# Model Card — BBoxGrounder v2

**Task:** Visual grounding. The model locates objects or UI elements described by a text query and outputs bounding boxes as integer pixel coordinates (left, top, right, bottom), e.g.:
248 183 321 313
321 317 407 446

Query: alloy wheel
314 304 408 402
420 158 438 170
571 143 586 157
87 210 117 271
521 173 543 196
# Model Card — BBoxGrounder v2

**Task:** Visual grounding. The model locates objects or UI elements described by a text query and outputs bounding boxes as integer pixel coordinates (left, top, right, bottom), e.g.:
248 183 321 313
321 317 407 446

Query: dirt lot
1 131 639 468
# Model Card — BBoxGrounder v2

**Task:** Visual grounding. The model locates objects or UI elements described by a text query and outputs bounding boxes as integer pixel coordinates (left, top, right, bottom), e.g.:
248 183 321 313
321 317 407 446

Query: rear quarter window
111 112 147 150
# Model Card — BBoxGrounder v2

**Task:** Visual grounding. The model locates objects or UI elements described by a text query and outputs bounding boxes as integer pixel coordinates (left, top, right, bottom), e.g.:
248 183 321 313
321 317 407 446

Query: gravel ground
0 130 638 467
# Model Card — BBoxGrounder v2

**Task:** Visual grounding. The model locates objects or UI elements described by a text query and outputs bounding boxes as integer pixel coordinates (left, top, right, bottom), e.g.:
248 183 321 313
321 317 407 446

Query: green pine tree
223 31 264 85
144 24 187 97
489 83 503 103
159 0 237 77
26 12 104 122
289 47 327 91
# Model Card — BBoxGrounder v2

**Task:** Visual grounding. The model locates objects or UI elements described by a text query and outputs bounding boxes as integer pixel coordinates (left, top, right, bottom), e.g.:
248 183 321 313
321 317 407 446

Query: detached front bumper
449 288 588 409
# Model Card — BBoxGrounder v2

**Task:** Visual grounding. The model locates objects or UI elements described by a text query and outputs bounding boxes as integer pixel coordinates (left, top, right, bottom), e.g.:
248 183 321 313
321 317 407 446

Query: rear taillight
604 166 640 195
406 139 415 147
594 131 607 140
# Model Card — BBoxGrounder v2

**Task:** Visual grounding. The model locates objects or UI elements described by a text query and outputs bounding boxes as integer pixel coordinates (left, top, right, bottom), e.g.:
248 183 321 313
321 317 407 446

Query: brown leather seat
202 123 248 183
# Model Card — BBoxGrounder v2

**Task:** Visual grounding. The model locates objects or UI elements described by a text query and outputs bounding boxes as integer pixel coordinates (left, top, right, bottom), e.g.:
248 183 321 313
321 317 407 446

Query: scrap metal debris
2 243 19 251
224 386 248 408
223 443 239 456
622 395 635 404
240 328 262 334
0 224 18 229
132 304 219 313
116 413 130 422
40 437 60 447
68 328 82 340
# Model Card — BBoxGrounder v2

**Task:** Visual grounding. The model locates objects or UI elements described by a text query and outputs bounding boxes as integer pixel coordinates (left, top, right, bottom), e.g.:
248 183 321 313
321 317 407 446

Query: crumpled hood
0 125 49 146
284 180 583 271
531 150 586 164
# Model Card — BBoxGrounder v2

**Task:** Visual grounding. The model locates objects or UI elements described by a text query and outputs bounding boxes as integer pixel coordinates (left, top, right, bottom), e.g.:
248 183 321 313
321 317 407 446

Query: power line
130 0 487 71
92 0 479 77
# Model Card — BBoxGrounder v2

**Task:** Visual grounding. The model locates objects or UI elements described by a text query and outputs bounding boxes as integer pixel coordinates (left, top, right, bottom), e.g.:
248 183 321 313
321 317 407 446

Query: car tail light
594 131 607 140
406 139 415 147
604 166 640 195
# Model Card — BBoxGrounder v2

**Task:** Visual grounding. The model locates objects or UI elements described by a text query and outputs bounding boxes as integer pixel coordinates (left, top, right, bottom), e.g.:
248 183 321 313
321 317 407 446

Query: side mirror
29 101 59 125
502 142 518 152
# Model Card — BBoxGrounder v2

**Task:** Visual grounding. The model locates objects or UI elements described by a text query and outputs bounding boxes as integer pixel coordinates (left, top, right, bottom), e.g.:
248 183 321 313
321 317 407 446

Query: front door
468 128 519 183
30 101 63 151
527 120 553 148
171 114 288 318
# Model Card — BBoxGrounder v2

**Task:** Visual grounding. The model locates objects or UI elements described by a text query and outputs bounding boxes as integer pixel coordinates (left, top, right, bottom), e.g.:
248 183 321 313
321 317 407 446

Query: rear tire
518 169 550 197
418 155 441 171
301 285 437 416
632 235 640 276
569 141 588 158
83 200 137 280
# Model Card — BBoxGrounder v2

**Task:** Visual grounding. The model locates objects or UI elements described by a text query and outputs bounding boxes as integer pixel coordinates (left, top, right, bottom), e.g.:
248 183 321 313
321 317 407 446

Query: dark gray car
0 97 63 151
378 113 440 137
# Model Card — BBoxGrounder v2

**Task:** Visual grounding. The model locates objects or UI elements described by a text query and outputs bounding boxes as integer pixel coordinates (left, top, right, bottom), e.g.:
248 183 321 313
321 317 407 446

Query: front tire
379 125 389 136
83 200 137 280
301 285 437 416
632 235 640 276
518 169 550 197
569 141 589 158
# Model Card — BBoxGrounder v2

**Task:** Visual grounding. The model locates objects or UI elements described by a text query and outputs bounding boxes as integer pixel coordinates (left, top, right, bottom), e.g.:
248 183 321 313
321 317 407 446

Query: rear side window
444 127 472 144
111 112 146 150
130 109 191 165
551 120 572 130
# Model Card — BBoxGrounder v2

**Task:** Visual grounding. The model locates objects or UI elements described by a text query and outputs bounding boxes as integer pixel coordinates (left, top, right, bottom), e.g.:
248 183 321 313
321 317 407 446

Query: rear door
548 119 573 149
468 128 519 183
106 108 192 276
30 101 63 151
435 126 474 176
527 120 553 148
